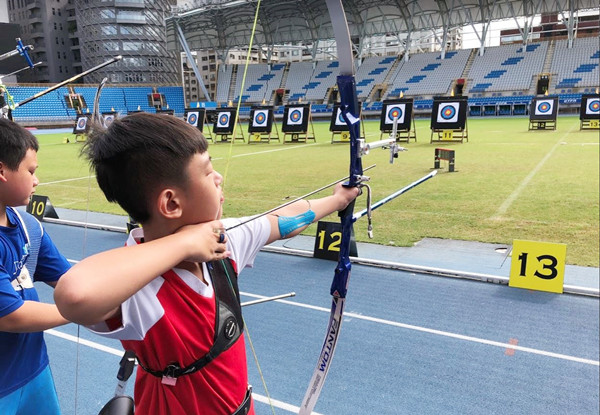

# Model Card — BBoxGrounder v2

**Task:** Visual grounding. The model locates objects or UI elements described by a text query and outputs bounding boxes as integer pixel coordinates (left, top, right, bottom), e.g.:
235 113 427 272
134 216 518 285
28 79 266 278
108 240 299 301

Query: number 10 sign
509 240 567 294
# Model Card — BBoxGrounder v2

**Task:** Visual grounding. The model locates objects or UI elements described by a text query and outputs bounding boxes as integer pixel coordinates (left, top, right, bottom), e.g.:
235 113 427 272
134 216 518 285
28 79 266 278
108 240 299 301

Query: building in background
72 0 179 84
0 23 23 84
6 0 180 85
6 0 74 83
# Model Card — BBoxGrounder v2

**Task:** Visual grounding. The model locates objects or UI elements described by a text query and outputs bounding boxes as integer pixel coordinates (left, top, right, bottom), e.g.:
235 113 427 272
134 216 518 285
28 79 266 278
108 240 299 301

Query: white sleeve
86 278 165 341
222 216 271 272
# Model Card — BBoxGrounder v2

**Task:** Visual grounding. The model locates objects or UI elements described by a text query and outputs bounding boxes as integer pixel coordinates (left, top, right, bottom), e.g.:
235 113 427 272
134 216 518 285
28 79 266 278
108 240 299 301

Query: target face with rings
385 105 405 124
76 117 87 130
253 110 267 126
335 108 346 125
103 115 114 127
534 100 554 115
587 99 600 114
288 108 303 125
437 103 459 123
187 112 198 126
218 112 230 127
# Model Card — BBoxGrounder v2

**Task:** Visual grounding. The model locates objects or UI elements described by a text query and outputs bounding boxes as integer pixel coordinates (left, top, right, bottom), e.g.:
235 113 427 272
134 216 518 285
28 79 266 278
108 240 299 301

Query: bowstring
76 80 104 413
75 165 94 414
220 0 276 413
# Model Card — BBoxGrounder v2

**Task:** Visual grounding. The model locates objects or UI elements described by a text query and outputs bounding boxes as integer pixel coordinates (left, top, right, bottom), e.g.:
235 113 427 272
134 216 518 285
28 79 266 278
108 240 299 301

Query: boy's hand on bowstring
176 220 231 263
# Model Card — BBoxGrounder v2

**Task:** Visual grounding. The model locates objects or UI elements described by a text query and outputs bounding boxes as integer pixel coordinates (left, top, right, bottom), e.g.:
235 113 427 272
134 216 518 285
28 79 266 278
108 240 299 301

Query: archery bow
299 1 437 413
298 2 365 413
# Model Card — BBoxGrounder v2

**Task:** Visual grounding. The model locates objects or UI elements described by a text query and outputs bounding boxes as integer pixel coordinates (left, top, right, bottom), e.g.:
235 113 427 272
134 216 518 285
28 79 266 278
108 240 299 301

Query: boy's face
0 149 39 207
180 151 224 223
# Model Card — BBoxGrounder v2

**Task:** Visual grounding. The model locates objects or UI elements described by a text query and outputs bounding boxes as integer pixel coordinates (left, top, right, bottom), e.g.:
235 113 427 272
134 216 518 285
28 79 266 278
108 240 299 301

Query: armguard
278 210 316 238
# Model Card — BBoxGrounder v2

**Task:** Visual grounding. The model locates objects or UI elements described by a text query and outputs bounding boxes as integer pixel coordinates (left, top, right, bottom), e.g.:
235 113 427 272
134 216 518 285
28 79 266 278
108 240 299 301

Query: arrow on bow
298 1 436 413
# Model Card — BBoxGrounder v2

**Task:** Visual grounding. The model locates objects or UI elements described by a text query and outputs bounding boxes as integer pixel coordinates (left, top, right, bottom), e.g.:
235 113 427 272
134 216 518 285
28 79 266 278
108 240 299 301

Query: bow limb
299 1 361 413
93 77 108 125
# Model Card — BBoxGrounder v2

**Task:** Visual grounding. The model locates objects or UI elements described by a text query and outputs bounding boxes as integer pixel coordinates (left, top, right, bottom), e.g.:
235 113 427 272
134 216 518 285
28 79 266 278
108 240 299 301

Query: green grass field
32 115 599 267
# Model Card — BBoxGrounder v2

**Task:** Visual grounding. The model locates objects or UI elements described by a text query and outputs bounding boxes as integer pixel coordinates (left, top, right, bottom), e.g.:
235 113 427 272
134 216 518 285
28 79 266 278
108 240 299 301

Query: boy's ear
0 162 7 182
156 188 183 219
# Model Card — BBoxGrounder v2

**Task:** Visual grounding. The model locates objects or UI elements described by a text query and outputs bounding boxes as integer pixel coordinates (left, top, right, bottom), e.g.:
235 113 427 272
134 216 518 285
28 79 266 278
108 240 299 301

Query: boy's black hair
0 118 39 170
82 113 208 223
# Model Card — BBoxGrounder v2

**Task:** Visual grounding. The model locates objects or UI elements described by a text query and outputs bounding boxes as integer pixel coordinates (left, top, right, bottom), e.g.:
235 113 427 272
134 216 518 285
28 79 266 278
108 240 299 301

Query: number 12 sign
509 239 567 294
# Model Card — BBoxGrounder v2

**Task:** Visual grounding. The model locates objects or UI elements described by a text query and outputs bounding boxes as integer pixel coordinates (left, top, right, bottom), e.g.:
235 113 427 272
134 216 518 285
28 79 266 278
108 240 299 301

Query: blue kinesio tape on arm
278 210 316 238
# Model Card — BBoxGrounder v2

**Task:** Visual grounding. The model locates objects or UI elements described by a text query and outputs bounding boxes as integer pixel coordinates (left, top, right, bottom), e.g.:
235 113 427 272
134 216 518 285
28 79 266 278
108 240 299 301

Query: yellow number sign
509 240 567 293
442 130 453 140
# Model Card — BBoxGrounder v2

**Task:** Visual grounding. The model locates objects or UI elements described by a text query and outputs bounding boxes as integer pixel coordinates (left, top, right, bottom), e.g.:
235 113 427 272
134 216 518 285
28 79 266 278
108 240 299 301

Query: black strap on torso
137 259 244 379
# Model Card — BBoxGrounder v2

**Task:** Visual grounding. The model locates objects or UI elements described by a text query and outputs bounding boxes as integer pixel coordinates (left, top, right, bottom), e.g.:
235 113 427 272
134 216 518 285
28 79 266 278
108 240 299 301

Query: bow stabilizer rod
14 55 122 109
353 170 438 223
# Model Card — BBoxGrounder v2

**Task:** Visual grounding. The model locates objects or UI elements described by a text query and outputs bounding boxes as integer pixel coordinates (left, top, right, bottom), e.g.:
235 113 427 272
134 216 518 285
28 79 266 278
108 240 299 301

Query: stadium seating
354 56 396 100
7 86 71 121
233 63 271 103
551 38 599 90
157 86 185 114
122 86 155 113
467 42 548 93
304 60 339 102
384 50 470 98
7 37 599 123
284 61 314 102
215 64 234 103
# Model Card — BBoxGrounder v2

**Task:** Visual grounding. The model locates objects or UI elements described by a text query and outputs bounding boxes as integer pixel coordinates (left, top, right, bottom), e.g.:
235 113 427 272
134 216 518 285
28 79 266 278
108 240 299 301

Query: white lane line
240 292 599 366
58 259 599 366
45 328 316 414
38 176 95 186
46 328 124 356
490 124 577 219
211 142 323 160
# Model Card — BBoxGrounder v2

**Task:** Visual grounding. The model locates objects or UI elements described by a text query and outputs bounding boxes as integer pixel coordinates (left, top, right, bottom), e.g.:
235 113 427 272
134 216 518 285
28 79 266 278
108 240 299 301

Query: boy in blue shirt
0 118 71 415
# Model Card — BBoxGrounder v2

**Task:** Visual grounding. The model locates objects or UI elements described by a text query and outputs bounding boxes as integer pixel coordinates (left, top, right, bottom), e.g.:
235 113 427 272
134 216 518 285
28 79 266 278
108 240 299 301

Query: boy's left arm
264 183 359 244
34 231 71 286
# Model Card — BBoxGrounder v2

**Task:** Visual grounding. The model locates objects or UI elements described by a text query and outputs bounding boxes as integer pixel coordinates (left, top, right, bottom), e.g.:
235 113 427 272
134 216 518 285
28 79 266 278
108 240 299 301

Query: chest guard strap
138 258 244 379
11 208 44 276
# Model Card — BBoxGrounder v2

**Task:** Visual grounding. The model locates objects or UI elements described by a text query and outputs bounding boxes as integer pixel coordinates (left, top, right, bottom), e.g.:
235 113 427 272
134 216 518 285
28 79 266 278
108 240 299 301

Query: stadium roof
166 0 598 53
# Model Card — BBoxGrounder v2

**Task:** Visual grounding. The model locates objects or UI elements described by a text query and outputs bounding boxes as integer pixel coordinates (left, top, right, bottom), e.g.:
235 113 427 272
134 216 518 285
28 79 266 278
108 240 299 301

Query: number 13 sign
509 240 567 294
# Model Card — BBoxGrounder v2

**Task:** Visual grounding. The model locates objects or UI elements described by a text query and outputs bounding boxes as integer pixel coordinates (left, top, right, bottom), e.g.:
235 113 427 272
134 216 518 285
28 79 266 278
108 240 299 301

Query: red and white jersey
88 216 270 415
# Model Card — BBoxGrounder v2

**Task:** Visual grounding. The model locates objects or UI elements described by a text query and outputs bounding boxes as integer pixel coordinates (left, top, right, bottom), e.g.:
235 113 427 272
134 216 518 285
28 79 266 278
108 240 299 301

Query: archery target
75 116 87 132
252 109 268 127
385 104 406 124
187 111 199 127
102 114 115 128
534 99 554 116
586 98 600 115
217 112 231 128
437 103 459 123
335 107 346 126
287 107 304 125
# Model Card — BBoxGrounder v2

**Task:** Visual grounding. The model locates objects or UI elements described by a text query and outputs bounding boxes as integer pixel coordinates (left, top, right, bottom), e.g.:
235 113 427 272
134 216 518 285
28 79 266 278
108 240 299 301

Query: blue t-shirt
0 207 71 398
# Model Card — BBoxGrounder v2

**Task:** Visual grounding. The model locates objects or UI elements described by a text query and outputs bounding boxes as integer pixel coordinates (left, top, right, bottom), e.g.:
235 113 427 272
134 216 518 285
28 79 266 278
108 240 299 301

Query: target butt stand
330 102 365 143
430 96 469 143
184 106 214 142
579 93 600 130
528 96 558 130
379 98 416 143
212 107 245 143
281 103 316 143
248 105 280 143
